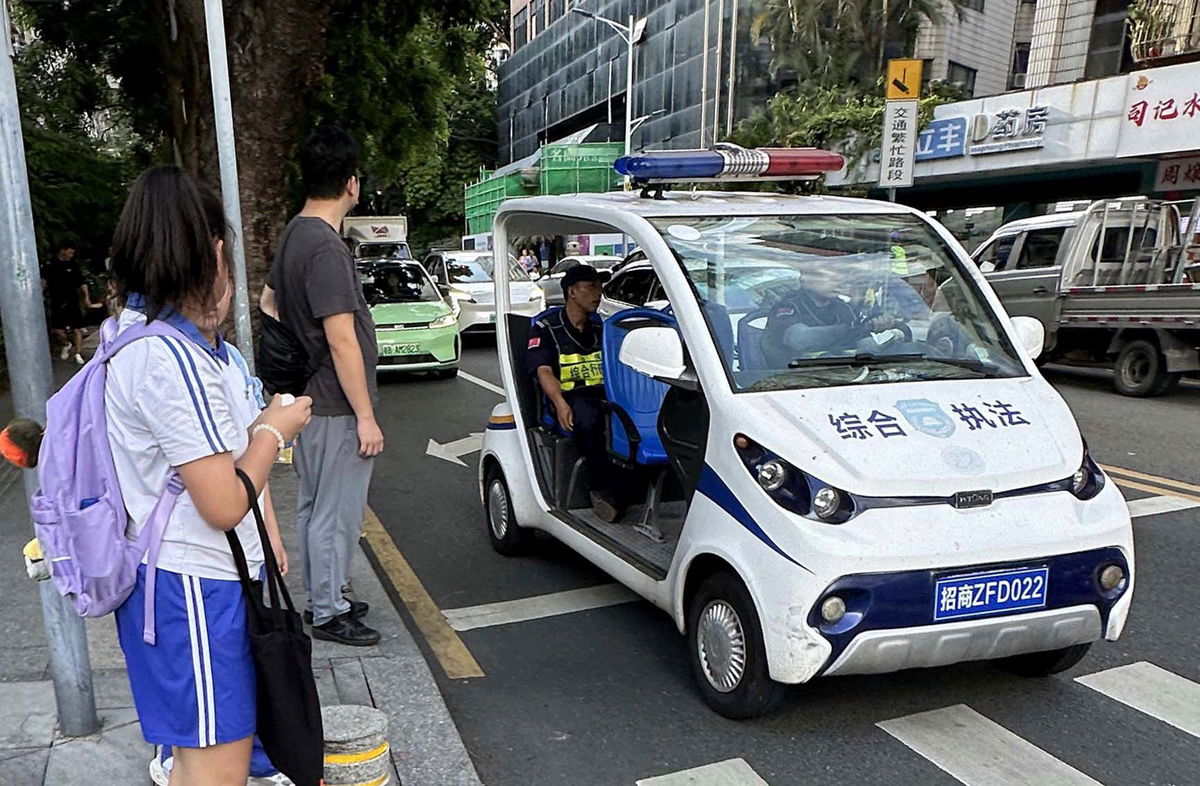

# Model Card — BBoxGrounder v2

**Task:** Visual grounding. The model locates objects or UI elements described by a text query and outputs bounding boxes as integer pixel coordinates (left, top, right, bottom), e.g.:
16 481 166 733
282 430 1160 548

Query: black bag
257 311 325 396
226 470 324 786
257 222 328 396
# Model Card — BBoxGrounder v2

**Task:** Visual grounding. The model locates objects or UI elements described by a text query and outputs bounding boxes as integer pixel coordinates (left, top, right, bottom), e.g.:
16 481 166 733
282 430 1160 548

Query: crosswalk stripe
636 758 769 786
442 584 640 632
1126 494 1200 518
1076 661 1200 740
878 704 1103 786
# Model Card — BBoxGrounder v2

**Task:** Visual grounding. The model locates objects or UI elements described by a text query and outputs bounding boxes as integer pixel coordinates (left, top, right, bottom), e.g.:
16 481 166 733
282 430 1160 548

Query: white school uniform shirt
105 306 265 580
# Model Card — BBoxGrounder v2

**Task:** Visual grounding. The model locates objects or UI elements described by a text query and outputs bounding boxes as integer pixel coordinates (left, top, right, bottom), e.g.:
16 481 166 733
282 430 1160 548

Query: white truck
342 215 411 260
972 198 1200 396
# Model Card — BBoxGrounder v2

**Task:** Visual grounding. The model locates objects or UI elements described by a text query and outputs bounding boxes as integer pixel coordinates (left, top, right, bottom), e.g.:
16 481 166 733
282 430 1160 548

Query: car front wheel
484 466 531 556
996 642 1092 677
686 572 785 719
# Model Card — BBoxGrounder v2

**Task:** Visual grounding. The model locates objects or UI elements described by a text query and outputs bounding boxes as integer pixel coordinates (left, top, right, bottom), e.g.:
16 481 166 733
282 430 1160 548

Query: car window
976 235 1017 272
1016 228 1065 269
359 264 440 303
551 259 579 276
605 268 655 305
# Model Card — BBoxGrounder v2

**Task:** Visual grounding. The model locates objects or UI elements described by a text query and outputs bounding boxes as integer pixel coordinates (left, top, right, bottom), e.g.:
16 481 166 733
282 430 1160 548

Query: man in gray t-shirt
264 125 383 647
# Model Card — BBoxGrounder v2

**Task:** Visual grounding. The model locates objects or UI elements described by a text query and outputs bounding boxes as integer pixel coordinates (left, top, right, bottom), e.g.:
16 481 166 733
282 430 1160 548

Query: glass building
499 0 782 165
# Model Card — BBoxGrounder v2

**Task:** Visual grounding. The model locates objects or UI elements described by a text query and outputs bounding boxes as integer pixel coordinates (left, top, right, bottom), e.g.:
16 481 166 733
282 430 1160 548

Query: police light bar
613 144 845 183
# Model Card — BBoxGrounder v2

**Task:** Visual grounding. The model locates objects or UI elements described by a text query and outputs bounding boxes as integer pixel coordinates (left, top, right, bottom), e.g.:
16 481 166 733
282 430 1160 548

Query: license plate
381 342 420 356
933 567 1049 622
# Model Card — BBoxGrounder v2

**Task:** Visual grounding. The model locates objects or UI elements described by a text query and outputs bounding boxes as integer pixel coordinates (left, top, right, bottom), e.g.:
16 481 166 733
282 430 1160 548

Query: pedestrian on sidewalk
106 167 313 785
264 125 383 646
41 241 101 365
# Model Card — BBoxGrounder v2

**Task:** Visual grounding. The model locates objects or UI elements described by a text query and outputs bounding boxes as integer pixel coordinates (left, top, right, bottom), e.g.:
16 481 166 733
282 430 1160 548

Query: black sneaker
304 600 368 626
312 613 381 647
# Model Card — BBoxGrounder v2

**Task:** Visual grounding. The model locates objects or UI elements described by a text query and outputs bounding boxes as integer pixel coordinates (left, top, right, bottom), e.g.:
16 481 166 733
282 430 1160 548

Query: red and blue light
613 145 845 183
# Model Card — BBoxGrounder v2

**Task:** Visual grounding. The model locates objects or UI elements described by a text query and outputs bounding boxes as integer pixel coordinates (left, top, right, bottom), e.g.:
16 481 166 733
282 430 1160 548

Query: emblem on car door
953 490 994 509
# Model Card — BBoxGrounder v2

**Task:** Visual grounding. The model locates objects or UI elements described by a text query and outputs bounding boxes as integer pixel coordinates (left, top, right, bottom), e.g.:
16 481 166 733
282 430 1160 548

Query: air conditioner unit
1011 72 1027 89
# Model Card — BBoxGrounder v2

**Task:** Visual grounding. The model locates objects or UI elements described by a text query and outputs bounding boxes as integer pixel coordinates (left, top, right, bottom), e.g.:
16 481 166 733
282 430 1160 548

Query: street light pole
0 0 99 737
202 0 255 373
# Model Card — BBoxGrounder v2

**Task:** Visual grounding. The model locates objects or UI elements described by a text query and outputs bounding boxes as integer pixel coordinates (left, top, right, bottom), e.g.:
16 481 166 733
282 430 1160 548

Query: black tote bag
226 470 324 786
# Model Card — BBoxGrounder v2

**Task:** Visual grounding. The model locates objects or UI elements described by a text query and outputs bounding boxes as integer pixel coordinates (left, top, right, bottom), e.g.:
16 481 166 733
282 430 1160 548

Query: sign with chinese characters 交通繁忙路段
879 100 918 188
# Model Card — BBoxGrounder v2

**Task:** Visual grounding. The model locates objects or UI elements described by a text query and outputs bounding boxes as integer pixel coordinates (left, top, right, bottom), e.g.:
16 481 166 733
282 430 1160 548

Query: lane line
1126 494 1200 518
361 508 485 679
637 758 770 786
1113 477 1200 505
877 704 1103 786
1077 661 1200 740
442 584 640 632
459 370 504 396
1101 464 1200 495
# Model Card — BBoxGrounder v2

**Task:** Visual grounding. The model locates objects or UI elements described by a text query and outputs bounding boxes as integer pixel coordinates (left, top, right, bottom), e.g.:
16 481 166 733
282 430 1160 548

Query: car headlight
449 289 476 304
734 434 855 523
1069 442 1105 500
430 313 457 329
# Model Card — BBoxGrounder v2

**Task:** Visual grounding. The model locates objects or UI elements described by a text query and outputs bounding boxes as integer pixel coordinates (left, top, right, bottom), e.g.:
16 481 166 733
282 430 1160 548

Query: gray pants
294 415 374 625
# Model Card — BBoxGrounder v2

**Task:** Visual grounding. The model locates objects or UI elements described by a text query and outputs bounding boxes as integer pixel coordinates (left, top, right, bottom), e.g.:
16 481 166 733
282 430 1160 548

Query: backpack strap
139 472 185 645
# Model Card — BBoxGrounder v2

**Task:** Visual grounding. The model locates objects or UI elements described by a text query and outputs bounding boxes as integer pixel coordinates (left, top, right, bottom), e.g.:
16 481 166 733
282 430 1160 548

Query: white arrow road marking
426 433 484 467
442 584 639 632
637 759 769 786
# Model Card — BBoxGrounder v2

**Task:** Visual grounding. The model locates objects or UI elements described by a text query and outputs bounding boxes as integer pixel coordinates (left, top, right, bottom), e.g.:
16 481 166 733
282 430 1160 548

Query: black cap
560 264 601 297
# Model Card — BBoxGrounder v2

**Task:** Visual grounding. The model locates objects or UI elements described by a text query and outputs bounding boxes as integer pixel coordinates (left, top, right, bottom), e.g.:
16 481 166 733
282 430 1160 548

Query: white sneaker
74 353 85 366
59 346 70 360
249 773 296 785
149 746 173 786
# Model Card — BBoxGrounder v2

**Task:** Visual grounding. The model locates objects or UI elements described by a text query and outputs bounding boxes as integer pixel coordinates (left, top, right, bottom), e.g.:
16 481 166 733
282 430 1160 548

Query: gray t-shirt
268 216 378 417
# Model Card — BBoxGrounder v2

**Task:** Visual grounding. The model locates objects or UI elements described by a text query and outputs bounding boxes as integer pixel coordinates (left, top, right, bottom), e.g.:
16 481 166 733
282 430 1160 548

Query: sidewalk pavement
0 361 482 785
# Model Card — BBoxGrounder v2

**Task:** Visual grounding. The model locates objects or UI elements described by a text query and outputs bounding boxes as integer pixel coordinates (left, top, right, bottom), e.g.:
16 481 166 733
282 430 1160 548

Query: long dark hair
109 166 228 322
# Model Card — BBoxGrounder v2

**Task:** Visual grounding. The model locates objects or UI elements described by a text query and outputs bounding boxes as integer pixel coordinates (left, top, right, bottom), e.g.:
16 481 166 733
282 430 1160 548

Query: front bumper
458 297 544 332
375 325 459 369
810 546 1129 677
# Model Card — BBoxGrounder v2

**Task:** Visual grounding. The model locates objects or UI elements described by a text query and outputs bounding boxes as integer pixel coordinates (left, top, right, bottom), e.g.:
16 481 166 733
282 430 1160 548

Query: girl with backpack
105 167 312 785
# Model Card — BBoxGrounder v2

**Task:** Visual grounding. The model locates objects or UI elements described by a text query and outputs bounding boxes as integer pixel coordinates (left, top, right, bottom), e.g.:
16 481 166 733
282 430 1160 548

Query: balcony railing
1129 0 1200 62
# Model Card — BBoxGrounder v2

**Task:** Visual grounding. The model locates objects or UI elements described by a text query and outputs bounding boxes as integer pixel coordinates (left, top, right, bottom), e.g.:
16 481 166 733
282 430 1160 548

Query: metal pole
624 13 635 189
700 0 711 147
203 0 254 373
0 0 98 737
712 0 724 143
725 0 739 137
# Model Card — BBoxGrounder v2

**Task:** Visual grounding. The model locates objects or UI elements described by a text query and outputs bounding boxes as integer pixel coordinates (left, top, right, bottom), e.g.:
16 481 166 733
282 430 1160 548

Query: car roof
990 211 1082 235
440 249 492 260
498 190 914 219
357 257 421 267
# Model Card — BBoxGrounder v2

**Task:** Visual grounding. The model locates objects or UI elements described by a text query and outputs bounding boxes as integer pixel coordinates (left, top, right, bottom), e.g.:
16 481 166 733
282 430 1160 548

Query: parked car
422 250 545 333
537 255 622 306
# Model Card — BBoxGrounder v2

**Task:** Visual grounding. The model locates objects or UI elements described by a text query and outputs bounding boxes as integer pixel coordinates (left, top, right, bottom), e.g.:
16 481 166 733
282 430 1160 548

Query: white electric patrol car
478 147 1134 718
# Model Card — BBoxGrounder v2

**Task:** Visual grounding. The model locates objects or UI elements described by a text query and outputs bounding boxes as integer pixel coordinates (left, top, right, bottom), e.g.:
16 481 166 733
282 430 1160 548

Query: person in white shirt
106 167 311 786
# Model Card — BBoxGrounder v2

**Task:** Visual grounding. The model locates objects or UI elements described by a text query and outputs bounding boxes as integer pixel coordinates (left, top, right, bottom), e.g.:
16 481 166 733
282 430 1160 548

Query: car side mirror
619 326 696 389
978 260 996 273
1011 316 1045 359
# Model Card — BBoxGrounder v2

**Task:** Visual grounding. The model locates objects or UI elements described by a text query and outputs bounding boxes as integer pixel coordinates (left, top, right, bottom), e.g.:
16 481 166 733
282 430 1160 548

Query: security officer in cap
526 264 624 522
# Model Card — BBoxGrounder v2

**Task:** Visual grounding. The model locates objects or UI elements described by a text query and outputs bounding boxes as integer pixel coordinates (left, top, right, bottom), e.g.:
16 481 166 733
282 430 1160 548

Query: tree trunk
154 0 332 304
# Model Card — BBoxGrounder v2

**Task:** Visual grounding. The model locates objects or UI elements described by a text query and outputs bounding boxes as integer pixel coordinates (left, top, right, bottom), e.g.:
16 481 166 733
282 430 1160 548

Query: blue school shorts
115 564 256 748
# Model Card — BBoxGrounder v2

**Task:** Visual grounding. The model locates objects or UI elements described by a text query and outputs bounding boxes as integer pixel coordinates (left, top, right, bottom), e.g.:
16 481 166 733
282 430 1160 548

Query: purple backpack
29 317 189 645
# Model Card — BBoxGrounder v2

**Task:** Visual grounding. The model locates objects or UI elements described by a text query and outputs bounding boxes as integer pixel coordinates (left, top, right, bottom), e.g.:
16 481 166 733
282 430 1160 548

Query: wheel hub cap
697 600 746 693
488 480 509 539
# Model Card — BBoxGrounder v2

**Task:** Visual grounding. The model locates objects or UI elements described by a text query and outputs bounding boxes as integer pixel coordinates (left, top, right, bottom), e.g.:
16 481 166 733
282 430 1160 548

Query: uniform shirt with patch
105 308 265 580
525 308 603 389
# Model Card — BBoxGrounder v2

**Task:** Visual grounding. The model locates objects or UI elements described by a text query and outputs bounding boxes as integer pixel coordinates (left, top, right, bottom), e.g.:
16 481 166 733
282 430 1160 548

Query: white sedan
423 250 545 332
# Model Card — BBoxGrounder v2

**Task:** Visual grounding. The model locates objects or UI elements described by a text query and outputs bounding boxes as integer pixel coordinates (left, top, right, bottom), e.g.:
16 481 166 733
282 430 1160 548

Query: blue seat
602 308 676 466
737 308 771 371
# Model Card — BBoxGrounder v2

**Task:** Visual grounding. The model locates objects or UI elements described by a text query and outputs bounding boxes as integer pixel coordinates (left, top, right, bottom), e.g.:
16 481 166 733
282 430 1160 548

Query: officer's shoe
304 600 368 626
312 613 382 647
590 492 624 523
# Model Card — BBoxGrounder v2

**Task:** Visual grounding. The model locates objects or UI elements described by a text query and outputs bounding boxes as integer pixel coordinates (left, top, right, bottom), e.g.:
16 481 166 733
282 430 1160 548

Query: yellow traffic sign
886 59 924 100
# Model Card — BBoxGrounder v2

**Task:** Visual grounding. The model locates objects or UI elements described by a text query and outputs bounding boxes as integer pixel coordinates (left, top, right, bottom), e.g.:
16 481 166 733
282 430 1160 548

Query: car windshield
649 214 1027 392
356 242 411 259
359 264 440 303
447 256 531 283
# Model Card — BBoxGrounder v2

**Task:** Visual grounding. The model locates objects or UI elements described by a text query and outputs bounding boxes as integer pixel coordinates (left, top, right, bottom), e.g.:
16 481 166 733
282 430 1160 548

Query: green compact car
358 258 460 378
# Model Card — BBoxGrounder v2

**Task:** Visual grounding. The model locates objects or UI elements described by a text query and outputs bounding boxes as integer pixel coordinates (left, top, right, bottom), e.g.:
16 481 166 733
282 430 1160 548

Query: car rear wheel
484 466 531 556
686 572 785 719
1115 340 1179 397
995 642 1092 677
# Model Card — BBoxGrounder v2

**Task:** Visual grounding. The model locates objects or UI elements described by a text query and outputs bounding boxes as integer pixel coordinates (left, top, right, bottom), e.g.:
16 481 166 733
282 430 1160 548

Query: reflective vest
541 309 604 392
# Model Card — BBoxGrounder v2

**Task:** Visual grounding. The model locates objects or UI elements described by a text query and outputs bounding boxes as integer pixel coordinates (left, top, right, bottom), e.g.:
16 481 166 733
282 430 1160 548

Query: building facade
499 0 779 164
